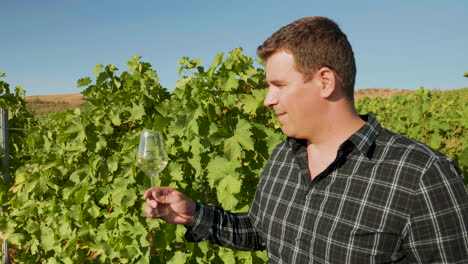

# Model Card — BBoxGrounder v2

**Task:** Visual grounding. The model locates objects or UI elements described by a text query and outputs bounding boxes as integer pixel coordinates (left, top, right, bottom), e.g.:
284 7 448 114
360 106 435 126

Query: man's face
264 50 323 139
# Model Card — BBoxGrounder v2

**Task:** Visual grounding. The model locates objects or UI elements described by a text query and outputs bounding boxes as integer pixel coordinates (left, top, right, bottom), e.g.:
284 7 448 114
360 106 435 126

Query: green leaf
87 202 101 218
223 119 254 159
206 156 238 188
6 233 25 245
109 108 122 126
35 174 49 195
253 251 269 262
63 118 86 142
235 119 254 150
167 162 184 182
207 52 224 76
75 185 89 204
129 103 145 121
235 250 253 262
112 187 137 208
408 110 420 123
69 204 83 223
127 55 142 72
40 225 58 251
152 115 171 131
167 251 189 264
217 175 242 209
100 120 114 135
58 222 73 238
220 71 238 91
77 77 92 87
188 138 204 173
218 248 236 264
107 155 119 173
154 99 172 116
94 64 104 77
459 148 468 168
224 136 243 160
177 57 202 75
93 134 107 153
240 88 266 115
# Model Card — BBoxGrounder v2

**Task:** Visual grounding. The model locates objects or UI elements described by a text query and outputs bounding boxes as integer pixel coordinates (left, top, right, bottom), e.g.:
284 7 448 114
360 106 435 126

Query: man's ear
317 67 336 98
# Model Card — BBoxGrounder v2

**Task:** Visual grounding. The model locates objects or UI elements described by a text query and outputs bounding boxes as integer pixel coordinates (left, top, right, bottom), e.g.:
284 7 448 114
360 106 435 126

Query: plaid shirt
185 115 468 263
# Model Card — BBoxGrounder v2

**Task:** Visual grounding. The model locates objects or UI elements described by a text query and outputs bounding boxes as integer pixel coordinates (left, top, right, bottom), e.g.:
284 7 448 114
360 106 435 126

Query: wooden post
1 109 10 264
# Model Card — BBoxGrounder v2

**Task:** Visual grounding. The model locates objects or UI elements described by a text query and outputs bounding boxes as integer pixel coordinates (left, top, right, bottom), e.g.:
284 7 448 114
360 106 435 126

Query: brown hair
257 16 356 99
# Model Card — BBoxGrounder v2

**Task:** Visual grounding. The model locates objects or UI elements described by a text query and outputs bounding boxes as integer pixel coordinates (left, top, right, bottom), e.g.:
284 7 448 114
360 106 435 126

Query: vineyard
0 49 467 263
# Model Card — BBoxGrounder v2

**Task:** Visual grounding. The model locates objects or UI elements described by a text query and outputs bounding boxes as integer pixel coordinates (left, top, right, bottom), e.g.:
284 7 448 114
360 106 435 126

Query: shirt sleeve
184 202 265 251
405 157 468 263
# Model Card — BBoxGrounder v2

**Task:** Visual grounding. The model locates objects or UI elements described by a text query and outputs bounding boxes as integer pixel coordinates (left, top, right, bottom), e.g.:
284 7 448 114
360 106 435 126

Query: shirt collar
348 114 382 159
286 115 382 159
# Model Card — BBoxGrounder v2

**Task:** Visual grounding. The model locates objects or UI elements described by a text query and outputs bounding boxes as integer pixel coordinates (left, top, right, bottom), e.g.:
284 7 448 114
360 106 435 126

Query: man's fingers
151 187 179 204
144 188 154 200
144 203 157 217
147 199 158 208
143 187 195 225
144 187 177 201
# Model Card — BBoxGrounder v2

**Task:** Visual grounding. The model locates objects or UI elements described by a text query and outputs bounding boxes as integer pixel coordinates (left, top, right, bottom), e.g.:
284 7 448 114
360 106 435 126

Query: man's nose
264 88 278 107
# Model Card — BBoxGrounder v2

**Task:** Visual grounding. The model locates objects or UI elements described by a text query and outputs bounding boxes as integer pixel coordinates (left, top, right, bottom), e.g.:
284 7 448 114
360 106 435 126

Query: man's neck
305 109 365 180
306 107 365 154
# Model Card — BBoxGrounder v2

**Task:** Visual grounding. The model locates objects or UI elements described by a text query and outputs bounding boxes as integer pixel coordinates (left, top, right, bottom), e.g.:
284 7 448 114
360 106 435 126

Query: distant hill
22 88 451 115
26 93 83 115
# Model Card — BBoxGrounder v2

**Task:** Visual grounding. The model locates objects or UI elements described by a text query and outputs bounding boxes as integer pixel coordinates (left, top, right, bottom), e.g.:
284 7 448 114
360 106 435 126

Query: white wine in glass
136 131 168 217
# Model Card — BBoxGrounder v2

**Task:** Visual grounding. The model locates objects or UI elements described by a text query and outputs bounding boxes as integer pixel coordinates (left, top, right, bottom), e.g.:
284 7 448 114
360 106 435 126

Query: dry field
26 93 84 115
24 88 420 115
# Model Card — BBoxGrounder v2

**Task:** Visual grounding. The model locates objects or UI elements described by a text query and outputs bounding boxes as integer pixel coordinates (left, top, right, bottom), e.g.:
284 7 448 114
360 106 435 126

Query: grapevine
0 52 466 263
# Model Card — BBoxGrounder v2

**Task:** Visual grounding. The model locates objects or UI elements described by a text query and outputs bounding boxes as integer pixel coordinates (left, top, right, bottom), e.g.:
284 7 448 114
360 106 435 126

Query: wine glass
136 131 168 217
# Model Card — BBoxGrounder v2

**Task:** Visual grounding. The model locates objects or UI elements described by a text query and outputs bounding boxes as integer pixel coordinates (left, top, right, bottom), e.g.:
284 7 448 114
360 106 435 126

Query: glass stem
151 175 156 187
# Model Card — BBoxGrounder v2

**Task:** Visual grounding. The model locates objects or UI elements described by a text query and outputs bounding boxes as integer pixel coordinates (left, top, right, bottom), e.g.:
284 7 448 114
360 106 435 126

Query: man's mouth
277 113 287 122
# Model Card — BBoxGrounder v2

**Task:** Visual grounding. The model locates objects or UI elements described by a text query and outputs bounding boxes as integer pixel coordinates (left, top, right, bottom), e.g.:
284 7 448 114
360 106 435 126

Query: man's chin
281 127 295 138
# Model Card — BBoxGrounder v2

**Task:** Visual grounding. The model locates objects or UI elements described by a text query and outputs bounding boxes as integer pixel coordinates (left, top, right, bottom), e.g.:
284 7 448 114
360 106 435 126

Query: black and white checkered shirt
186 115 468 263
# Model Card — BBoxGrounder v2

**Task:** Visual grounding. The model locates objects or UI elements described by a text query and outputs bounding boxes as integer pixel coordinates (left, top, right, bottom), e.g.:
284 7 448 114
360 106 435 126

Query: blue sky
1 0 467 96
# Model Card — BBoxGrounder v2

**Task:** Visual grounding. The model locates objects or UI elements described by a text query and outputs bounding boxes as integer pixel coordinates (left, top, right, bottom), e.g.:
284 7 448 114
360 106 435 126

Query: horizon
1 0 467 96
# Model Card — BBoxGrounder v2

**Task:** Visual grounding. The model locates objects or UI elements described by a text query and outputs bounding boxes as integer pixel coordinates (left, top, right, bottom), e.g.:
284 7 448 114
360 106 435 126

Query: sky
1 0 467 96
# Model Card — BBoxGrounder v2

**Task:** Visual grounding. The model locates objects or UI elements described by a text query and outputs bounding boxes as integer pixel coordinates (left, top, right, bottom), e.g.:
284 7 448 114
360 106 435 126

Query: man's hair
257 16 356 99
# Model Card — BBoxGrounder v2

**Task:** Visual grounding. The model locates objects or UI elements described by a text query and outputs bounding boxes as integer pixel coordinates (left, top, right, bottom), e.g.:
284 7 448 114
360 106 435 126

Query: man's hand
143 187 196 225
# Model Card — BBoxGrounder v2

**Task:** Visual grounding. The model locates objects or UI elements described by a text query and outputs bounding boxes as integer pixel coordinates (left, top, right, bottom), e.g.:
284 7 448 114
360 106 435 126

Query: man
144 17 468 263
